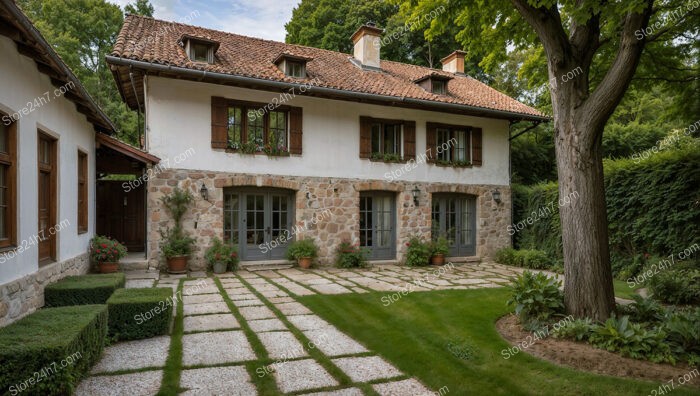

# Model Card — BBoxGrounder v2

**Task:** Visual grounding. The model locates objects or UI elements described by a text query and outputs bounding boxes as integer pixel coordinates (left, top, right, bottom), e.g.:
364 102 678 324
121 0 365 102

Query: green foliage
160 188 194 227
0 305 107 395
160 188 195 259
107 288 173 341
336 241 369 268
648 268 700 305
431 236 450 256
89 235 127 263
124 0 154 17
618 295 665 324
494 248 554 270
589 315 672 363
205 237 239 271
552 318 595 342
287 239 320 260
507 271 564 328
404 236 432 267
44 273 125 307
661 308 700 365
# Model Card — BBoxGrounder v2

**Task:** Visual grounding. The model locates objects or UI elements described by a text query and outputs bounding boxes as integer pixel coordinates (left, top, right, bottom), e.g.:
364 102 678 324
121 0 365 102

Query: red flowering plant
205 237 239 271
336 240 369 268
90 235 127 263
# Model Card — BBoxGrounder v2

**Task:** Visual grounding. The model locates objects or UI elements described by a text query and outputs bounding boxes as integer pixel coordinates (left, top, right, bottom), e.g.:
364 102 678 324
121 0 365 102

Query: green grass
613 279 643 300
298 288 698 396
157 280 185 396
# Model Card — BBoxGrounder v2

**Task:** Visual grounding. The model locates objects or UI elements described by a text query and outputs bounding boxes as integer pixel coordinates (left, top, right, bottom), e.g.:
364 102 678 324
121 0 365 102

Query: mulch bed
496 314 699 387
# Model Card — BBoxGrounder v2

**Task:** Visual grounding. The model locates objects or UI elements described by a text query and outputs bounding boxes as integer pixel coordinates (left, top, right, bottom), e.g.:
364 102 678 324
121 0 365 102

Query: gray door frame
431 194 477 256
360 192 396 260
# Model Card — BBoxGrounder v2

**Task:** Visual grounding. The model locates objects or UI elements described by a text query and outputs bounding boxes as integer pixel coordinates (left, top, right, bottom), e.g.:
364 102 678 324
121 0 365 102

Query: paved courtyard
77 262 527 395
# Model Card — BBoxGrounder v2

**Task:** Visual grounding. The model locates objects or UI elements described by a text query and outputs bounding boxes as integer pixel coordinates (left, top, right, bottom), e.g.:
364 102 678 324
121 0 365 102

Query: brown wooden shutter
289 106 303 155
403 121 416 161
425 122 438 162
359 116 372 159
211 97 228 149
472 127 483 166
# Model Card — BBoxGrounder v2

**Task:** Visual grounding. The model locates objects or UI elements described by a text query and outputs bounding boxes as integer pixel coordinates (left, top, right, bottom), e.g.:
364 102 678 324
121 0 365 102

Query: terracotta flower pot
298 257 312 269
98 261 119 273
431 254 445 266
167 256 189 274
212 261 227 274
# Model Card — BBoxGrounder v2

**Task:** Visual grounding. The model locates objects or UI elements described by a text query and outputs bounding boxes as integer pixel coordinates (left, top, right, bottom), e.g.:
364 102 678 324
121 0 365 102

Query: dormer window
432 80 447 95
274 53 312 79
181 34 219 64
414 74 453 96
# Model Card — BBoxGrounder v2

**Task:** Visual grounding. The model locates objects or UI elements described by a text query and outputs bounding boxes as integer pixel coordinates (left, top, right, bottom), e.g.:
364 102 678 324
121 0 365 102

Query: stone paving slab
239 305 276 320
183 302 230 316
275 302 312 316
260 290 290 298
274 359 339 393
182 294 224 305
248 318 288 332
184 313 239 332
232 298 265 307
92 336 170 374
302 328 368 356
229 293 258 301
187 285 221 295
309 283 352 295
258 331 309 359
180 366 257 396
301 389 364 396
287 315 332 331
267 296 295 304
372 378 434 395
332 356 403 382
75 370 162 396
182 331 255 366
125 279 155 288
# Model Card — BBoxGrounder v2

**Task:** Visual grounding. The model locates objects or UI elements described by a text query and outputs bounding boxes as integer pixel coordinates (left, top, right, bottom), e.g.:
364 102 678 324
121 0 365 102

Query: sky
109 0 300 42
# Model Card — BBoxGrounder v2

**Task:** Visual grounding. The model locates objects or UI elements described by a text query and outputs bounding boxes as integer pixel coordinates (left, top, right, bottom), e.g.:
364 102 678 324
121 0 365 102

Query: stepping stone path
78 262 525 394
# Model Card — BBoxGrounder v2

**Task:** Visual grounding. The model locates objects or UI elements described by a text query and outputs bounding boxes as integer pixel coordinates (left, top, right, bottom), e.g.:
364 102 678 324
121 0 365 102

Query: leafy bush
287 239 319 260
0 305 107 395
44 273 126 307
552 318 595 341
336 241 368 268
89 235 127 263
495 247 517 265
618 295 665 324
648 268 700 305
494 248 553 270
107 288 173 341
507 271 564 327
405 236 431 267
430 236 450 256
160 188 196 259
661 308 700 365
205 237 239 271
589 314 672 363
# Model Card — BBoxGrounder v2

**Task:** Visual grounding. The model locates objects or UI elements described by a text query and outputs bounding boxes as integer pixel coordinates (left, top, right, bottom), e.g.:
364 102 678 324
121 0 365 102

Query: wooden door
96 180 145 251
38 133 56 263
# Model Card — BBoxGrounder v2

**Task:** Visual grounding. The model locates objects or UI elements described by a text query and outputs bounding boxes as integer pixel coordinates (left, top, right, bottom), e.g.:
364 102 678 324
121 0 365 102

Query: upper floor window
286 61 305 78
181 35 219 64
359 117 416 163
0 117 16 248
432 80 447 95
415 74 452 96
427 122 482 167
371 122 402 160
274 53 312 79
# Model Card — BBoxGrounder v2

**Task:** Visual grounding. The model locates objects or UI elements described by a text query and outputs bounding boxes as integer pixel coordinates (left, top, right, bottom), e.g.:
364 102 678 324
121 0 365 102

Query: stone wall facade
147 169 512 270
0 253 90 327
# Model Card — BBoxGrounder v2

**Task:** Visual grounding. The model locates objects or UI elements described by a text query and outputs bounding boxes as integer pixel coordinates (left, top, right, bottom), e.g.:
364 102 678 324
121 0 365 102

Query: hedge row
513 145 700 277
107 288 174 341
44 273 126 307
0 305 108 395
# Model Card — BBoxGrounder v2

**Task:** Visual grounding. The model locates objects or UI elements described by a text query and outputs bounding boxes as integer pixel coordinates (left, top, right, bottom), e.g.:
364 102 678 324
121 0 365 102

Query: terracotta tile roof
110 14 547 121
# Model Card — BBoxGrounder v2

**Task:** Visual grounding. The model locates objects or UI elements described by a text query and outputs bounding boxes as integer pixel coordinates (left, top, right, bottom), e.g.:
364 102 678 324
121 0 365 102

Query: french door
432 194 476 257
38 132 57 264
224 189 294 261
359 192 395 260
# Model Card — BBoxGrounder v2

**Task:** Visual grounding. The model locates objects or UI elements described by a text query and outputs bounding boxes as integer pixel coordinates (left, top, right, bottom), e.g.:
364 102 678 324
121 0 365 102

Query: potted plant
287 239 319 269
90 235 127 273
431 236 450 266
335 241 369 268
160 188 195 273
405 236 431 267
205 237 239 274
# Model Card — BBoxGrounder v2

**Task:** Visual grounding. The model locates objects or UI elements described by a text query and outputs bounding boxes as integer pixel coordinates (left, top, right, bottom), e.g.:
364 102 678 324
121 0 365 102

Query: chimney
441 50 467 74
351 22 383 69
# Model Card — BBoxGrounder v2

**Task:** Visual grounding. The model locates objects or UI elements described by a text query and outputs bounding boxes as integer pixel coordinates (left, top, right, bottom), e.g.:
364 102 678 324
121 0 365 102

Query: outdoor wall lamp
412 186 421 206
200 183 209 201
492 189 502 204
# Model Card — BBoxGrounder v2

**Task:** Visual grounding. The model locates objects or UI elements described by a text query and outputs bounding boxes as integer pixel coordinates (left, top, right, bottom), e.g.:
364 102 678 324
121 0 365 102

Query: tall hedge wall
513 146 700 272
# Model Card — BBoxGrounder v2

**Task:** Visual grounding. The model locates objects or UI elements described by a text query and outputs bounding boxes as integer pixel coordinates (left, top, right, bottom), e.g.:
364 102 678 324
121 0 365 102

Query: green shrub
589 314 672 363
44 273 126 307
0 305 107 395
335 241 369 268
494 247 517 266
494 248 553 270
661 308 700 365
507 271 564 328
287 239 319 260
648 268 700 305
107 288 174 341
430 236 450 256
405 236 431 267
552 318 595 341
617 295 665 324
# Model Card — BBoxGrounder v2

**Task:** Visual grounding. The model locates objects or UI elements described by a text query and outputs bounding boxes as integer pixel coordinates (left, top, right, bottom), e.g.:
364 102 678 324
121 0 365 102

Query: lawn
298 288 697 396
613 279 643 300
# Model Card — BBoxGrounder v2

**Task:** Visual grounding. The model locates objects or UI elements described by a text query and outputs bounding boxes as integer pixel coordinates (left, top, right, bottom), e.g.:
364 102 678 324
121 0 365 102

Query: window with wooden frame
426 122 482 167
359 117 416 163
77 150 88 233
0 116 16 249
211 97 303 156
286 61 306 78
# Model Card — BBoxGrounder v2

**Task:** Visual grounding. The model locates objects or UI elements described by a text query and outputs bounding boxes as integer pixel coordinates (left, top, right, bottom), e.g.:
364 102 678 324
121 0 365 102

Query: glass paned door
432 194 476 256
360 193 395 260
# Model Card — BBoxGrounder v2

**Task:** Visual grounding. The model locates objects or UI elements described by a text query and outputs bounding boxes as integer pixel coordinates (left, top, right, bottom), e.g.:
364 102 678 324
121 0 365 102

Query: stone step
119 256 149 271
240 260 295 272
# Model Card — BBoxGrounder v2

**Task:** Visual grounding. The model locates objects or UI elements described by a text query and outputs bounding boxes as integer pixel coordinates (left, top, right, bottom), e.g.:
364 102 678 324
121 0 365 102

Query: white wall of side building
144 76 511 186
0 35 96 285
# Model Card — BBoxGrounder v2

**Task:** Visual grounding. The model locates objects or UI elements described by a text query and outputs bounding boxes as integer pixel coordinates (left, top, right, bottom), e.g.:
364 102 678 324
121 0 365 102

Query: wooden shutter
289 107 303 155
359 116 372 159
211 97 228 149
425 122 438 162
403 121 416 161
472 127 483 166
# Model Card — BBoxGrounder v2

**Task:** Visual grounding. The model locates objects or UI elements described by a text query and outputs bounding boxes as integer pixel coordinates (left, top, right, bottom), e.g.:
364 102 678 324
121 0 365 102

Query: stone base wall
0 253 90 327
147 170 512 270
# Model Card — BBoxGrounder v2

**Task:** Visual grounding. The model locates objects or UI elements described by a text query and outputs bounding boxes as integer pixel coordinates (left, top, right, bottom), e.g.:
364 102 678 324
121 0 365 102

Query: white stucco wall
0 36 96 284
145 76 511 186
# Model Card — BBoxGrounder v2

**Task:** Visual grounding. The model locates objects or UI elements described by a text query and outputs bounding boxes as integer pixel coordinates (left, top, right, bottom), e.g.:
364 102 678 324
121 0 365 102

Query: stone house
106 15 547 270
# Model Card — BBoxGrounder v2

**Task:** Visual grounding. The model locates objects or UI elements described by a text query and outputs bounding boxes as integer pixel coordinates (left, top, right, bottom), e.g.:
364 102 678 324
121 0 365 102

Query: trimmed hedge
107 288 174 341
513 146 700 278
0 305 107 395
44 273 126 307
494 247 556 270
